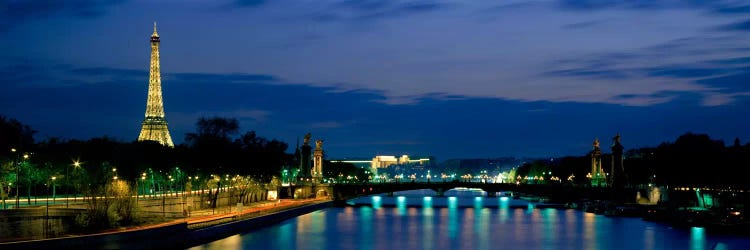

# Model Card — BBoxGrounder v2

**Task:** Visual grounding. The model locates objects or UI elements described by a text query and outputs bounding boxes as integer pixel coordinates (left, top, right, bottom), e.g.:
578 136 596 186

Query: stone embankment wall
0 189 270 241
0 201 332 250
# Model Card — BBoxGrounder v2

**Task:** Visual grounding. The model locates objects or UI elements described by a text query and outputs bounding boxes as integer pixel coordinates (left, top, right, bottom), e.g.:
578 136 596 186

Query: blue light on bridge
499 196 510 209
372 196 382 209
474 196 483 209
448 196 457 209
396 196 406 215
423 196 432 208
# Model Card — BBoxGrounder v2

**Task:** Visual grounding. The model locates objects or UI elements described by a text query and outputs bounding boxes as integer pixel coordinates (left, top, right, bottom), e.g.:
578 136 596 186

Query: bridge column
434 188 445 197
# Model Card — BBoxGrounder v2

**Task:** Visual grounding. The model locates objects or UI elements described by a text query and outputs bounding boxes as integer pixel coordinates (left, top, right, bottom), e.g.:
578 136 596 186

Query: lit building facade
333 155 433 177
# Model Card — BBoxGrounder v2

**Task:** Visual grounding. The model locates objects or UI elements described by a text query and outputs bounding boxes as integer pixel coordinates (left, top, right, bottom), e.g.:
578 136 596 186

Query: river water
189 189 750 250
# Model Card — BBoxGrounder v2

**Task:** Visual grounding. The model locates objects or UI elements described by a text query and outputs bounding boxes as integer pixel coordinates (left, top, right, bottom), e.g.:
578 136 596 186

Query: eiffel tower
137 23 174 147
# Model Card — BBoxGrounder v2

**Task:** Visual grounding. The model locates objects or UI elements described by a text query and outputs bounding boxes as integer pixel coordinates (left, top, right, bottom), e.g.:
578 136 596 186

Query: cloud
231 0 267 8
718 19 750 31
170 73 278 83
70 67 146 77
714 4 750 14
172 109 271 124
0 0 125 32
707 57 750 65
9 0 750 112
311 0 451 22
544 68 631 79
645 66 730 78
561 20 602 29
554 0 717 11
310 121 346 129
485 2 542 12
701 92 750 106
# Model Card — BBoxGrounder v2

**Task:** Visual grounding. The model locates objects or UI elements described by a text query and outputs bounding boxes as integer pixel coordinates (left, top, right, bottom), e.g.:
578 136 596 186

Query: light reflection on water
190 192 750 250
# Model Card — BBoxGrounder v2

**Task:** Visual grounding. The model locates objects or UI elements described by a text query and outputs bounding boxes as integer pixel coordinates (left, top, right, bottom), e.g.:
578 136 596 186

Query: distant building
332 154 433 173
372 155 431 169
372 155 399 168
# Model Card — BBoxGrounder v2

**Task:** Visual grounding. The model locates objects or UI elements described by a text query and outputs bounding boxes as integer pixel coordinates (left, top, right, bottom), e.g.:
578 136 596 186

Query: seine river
189 190 750 250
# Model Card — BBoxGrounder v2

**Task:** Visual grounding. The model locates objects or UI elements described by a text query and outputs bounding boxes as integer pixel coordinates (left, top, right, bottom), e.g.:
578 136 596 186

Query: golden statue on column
313 139 324 183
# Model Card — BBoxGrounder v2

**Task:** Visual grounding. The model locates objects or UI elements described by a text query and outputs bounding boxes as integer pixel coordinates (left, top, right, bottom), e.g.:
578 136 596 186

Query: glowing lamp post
51 176 57 202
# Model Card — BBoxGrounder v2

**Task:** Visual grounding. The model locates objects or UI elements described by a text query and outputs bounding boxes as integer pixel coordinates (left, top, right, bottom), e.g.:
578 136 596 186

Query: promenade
94 198 327 234
0 198 330 248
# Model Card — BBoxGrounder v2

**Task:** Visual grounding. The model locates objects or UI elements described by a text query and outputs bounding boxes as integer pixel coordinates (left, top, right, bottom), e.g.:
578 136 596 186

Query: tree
185 117 241 175
0 116 36 156
324 161 366 182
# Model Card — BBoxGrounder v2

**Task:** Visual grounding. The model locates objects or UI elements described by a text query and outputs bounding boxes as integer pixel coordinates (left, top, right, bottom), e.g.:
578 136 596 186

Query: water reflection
371 196 381 209
690 227 705 250
582 212 598 250
422 206 434 249
359 207 373 248
192 193 750 250
543 208 558 243
396 196 406 215
193 234 242 250
499 196 510 209
643 227 655 250
423 196 432 208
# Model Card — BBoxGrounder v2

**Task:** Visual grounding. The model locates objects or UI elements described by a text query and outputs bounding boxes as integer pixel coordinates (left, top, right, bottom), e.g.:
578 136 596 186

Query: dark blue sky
2 0 750 160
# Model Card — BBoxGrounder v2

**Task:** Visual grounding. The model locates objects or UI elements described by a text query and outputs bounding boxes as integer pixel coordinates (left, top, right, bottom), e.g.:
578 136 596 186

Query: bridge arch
331 182 639 202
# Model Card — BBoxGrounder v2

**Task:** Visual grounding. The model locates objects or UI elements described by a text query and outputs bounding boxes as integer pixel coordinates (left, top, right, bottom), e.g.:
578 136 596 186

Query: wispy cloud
170 72 278 83
701 92 750 106
230 0 267 8
718 19 750 31
310 121 346 129
561 20 602 29
170 109 272 129
310 0 452 22
554 0 721 11
0 0 125 32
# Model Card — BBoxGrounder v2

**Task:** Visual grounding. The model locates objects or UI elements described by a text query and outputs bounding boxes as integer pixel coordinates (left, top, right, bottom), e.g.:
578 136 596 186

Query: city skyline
2 1 750 160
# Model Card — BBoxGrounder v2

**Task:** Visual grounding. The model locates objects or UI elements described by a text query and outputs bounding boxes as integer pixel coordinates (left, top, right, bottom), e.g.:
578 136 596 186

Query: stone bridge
328 182 637 203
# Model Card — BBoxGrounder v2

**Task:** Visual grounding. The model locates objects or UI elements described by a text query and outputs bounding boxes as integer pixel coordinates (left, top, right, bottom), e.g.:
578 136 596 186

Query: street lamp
51 176 57 202
12 148 18 208
141 173 147 196
15 151 30 208
66 160 81 208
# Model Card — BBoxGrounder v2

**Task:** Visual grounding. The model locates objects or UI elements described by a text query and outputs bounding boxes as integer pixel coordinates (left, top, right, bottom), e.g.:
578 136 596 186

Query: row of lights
674 187 746 192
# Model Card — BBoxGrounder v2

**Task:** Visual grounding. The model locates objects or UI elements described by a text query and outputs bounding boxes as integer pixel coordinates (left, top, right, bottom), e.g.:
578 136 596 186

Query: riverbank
566 199 750 234
0 198 331 249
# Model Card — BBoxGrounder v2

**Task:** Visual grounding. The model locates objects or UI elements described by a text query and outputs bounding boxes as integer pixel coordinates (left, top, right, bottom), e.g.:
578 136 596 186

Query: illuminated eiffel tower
137 23 174 147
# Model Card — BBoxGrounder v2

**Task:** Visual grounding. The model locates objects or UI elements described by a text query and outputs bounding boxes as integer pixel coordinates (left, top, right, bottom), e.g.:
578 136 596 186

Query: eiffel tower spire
138 22 174 147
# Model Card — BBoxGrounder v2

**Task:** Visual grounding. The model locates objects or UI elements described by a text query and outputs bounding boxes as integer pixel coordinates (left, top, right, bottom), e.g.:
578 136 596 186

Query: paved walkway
98 198 329 234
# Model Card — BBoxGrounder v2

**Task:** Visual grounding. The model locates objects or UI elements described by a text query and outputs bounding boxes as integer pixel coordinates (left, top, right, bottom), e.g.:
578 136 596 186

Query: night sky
2 0 750 160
